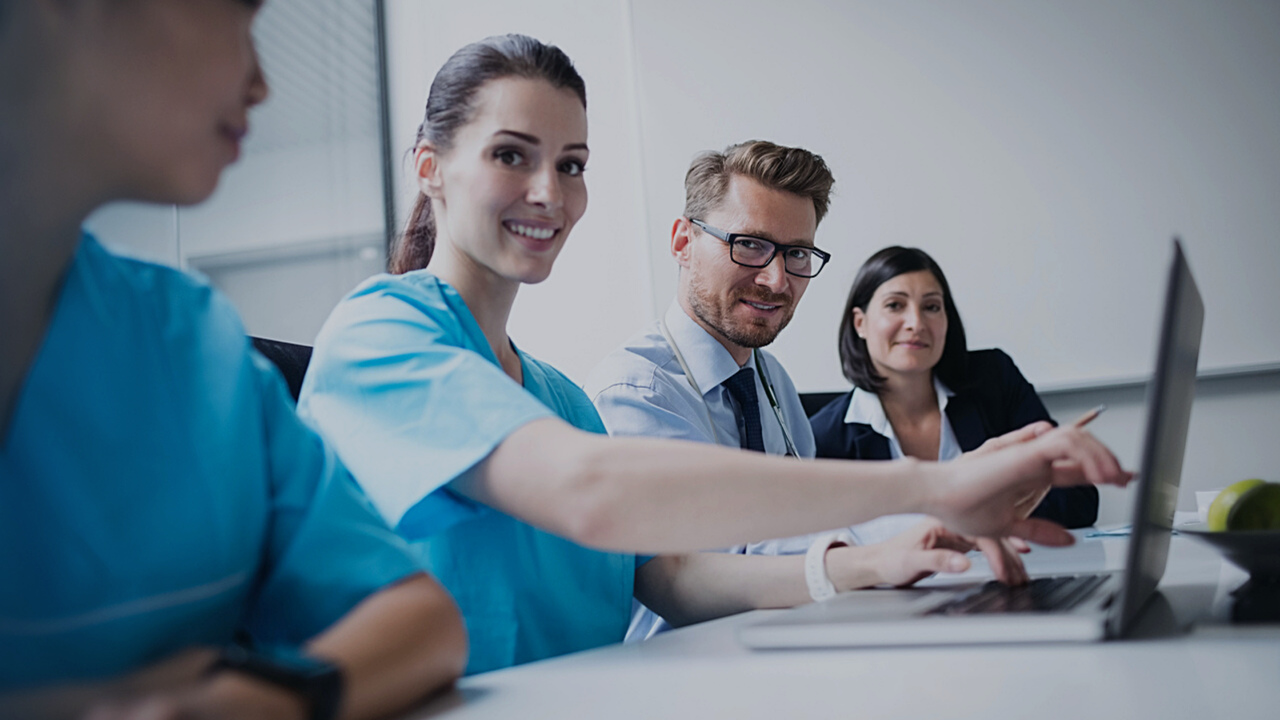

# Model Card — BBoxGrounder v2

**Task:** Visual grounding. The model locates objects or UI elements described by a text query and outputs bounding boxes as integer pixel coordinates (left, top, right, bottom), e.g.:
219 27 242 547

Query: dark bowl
1181 522 1280 581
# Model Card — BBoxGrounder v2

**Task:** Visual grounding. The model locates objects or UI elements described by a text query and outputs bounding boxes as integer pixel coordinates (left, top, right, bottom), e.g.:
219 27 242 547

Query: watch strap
210 644 343 720
804 531 856 602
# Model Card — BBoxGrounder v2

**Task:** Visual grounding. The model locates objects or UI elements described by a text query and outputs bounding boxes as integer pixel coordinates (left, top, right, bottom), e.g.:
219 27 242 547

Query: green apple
1227 482 1280 531
1207 479 1266 531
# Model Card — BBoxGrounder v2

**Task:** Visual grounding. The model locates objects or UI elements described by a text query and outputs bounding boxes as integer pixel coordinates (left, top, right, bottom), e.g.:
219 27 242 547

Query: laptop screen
1110 240 1204 636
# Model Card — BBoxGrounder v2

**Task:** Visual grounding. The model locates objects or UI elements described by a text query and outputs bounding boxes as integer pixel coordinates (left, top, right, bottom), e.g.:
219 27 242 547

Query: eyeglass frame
688 218 831 278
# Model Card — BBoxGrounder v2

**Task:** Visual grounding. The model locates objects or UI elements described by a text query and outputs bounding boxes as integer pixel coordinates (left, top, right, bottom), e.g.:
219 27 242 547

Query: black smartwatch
209 644 344 720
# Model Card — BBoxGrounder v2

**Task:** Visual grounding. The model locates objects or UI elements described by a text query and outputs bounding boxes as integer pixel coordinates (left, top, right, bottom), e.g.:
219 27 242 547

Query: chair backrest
799 391 844 418
251 337 313 402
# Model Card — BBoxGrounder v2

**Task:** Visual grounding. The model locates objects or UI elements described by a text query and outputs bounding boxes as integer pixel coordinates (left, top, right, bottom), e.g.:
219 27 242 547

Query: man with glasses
588 140 831 456
585 140 843 638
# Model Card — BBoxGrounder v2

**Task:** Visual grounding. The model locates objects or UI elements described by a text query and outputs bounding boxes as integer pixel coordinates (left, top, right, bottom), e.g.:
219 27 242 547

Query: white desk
405 535 1280 720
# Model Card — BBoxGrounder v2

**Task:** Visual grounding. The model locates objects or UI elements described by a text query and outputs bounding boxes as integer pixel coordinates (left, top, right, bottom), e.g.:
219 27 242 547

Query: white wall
385 1 1280 389
628 0 1280 392
381 0 1279 524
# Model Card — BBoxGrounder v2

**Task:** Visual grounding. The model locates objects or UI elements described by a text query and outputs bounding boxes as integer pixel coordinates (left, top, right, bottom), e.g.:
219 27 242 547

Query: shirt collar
663 301 754 399
844 375 955 432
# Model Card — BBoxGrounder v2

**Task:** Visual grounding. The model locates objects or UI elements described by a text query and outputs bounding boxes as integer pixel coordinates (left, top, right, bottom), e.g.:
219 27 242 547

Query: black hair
389 34 586 274
838 246 968 392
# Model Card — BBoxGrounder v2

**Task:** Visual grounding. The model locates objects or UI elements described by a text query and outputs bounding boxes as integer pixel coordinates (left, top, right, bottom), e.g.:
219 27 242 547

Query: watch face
265 647 340 678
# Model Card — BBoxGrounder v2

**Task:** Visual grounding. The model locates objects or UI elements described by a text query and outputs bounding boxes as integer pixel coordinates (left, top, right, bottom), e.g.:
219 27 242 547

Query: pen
1073 404 1107 428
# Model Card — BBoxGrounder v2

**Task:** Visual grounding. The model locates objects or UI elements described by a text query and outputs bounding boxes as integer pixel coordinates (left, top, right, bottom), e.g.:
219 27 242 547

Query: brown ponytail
389 192 435 274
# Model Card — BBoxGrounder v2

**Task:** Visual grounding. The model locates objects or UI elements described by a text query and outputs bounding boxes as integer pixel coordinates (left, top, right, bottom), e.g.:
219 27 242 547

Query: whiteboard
629 0 1280 391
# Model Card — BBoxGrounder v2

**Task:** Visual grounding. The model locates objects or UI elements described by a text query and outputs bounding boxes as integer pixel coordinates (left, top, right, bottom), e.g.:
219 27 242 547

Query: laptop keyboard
926 575 1110 616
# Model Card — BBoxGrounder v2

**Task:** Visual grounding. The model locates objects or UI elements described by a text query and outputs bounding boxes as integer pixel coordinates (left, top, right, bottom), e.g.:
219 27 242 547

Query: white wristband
804 531 856 602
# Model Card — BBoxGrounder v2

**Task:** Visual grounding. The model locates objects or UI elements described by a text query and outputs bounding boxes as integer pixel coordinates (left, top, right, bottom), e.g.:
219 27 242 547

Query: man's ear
671 217 694 268
415 144 444 199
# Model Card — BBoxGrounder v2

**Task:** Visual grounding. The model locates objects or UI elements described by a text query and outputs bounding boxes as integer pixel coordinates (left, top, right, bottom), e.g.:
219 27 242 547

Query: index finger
976 421 1055 455
1038 427 1132 488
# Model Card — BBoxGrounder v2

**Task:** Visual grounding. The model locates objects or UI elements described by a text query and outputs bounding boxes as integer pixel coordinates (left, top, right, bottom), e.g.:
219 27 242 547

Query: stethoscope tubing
659 317 799 457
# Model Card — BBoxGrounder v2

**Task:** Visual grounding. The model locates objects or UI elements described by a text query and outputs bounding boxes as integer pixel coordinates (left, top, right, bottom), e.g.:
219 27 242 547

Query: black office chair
799 391 844 418
251 336 313 403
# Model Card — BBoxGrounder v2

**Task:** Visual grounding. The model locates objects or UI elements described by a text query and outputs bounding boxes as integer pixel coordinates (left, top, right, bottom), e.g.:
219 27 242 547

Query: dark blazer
809 349 1098 529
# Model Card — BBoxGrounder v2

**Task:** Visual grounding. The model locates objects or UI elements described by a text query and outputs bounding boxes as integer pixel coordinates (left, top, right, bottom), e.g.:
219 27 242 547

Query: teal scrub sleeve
299 276 555 538
225 315 422 648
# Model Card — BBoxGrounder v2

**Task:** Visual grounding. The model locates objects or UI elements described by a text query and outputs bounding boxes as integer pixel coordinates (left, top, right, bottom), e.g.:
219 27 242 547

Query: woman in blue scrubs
298 34 1131 675
0 1 465 717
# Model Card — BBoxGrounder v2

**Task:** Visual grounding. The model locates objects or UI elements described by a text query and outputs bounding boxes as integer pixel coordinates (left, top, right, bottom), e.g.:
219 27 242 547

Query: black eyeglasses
689 219 831 278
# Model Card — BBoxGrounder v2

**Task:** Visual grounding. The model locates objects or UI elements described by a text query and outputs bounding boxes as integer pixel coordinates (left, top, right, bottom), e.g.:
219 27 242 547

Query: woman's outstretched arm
455 418 1130 555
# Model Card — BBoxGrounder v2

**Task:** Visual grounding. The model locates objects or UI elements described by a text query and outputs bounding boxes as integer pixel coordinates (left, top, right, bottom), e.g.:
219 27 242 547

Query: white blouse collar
843 375 955 432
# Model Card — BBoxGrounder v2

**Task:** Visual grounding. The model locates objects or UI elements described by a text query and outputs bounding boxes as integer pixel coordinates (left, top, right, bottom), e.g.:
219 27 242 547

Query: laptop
739 239 1203 649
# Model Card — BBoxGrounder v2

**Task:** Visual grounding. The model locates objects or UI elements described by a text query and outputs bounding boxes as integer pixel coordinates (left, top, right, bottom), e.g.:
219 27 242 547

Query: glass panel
182 0 386 346
82 0 389 347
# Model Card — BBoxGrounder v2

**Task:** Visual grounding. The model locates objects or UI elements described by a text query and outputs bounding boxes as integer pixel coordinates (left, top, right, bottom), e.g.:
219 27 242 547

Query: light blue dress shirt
841 379 961 546
0 234 419 689
586 302 835 639
298 272 638 676
586 302 816 466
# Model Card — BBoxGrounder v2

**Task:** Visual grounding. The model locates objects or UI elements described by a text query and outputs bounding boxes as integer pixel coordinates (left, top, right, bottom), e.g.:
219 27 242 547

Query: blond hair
683 140 834 224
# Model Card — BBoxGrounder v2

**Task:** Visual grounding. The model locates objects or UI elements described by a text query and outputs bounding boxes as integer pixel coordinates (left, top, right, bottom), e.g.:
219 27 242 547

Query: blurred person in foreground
0 1 466 718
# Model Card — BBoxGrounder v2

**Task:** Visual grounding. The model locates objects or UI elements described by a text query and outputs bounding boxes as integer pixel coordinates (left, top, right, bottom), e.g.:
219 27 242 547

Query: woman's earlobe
415 145 444 198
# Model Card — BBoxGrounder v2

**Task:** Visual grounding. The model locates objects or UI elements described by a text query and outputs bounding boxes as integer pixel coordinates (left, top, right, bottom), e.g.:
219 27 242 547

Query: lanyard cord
659 317 798 457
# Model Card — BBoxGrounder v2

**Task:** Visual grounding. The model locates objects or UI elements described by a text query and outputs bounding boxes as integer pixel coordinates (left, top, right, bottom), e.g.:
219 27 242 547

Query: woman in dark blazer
810 247 1098 530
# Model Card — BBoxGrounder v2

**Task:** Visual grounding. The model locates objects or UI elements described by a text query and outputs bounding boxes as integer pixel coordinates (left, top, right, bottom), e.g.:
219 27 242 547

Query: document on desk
1087 512 1201 538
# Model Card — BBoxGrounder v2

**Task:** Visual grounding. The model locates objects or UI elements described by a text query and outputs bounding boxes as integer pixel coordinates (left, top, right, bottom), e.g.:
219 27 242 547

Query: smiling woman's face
419 76 589 287
852 270 948 383
64 0 268 205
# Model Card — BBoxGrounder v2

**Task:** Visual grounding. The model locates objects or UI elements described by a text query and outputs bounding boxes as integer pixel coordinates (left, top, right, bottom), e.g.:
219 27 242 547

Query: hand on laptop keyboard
846 519 1031 587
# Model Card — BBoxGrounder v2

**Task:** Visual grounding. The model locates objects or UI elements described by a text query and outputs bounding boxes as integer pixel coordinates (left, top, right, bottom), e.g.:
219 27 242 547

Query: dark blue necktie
722 367 766 453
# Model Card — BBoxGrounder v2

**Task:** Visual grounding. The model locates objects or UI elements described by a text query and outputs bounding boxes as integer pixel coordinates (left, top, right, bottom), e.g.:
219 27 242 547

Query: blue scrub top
0 235 419 689
299 272 637 675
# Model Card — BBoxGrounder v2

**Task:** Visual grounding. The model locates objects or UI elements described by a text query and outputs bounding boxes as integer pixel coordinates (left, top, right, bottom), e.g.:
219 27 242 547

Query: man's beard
687 272 795 350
